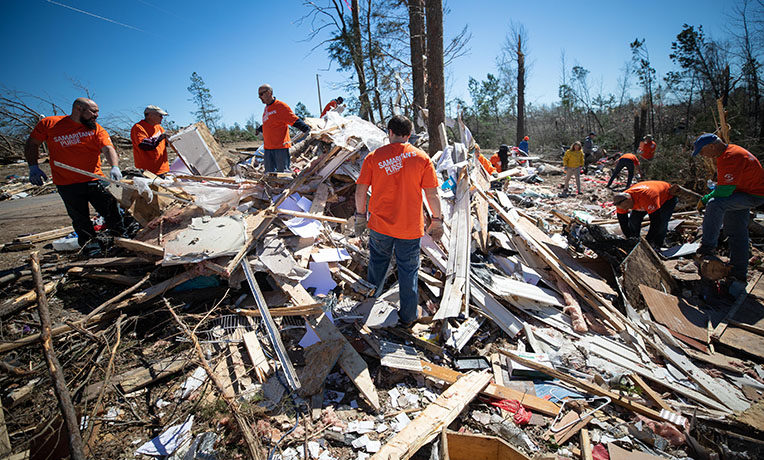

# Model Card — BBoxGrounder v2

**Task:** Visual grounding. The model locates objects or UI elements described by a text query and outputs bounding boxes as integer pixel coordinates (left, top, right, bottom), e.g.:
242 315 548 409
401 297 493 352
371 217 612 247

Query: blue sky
0 1 735 129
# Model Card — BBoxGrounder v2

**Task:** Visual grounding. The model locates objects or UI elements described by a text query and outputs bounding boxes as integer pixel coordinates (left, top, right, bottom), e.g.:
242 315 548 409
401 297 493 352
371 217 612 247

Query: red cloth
616 180 673 215
356 142 438 239
262 99 299 149
130 120 168 174
30 115 112 185
490 399 531 425
716 144 764 196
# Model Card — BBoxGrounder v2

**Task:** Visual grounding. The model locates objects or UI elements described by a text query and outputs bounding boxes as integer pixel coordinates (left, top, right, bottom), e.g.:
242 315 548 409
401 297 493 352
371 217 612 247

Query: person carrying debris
518 135 529 155
320 96 344 117
562 141 584 196
693 133 764 296
638 134 656 178
25 97 125 248
255 84 311 173
354 115 443 328
476 147 497 176
612 180 678 249
131 105 170 176
490 144 509 173
605 153 642 189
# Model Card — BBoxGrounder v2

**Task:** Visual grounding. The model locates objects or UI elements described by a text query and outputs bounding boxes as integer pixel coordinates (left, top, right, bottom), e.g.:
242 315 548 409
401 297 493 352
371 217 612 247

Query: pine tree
187 72 221 131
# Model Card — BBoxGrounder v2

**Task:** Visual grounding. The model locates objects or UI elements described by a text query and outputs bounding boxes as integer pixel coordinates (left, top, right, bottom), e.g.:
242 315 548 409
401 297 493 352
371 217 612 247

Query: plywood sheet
720 326 764 361
639 285 709 344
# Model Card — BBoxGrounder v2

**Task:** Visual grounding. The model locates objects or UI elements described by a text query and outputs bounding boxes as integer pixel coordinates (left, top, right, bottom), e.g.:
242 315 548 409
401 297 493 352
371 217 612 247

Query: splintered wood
371 371 491 460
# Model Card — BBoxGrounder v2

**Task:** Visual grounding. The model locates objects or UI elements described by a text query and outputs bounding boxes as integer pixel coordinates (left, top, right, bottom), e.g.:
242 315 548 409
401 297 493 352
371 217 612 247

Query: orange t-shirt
356 142 439 239
618 153 640 165
490 153 502 172
30 116 111 185
639 140 656 160
478 154 496 174
616 181 673 215
321 100 338 117
717 144 764 196
130 120 169 175
262 99 299 149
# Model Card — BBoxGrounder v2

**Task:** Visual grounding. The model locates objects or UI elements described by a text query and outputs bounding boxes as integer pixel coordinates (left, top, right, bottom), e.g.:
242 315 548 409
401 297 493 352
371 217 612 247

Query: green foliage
461 74 512 148
187 72 221 131
294 102 313 119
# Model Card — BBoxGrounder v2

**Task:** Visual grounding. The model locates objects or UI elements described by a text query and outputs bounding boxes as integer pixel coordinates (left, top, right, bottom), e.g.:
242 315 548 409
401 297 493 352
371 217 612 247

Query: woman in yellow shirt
562 141 584 196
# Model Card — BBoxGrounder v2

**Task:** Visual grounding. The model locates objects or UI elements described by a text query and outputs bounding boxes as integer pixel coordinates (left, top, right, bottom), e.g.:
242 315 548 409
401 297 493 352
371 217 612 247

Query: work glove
29 165 48 186
696 199 705 212
354 213 367 237
427 218 444 240
110 166 123 182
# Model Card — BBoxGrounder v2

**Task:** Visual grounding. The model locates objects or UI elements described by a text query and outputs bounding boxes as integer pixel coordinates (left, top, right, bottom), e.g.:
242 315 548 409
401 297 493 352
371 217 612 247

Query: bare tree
425 0 444 155
407 0 426 128
0 88 64 161
500 22 529 145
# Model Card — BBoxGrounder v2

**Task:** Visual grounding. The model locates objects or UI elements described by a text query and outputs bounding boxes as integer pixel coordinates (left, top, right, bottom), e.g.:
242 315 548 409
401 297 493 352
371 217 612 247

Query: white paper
302 261 337 296
135 415 194 456
279 194 323 238
311 247 351 263
175 366 207 399
298 310 334 348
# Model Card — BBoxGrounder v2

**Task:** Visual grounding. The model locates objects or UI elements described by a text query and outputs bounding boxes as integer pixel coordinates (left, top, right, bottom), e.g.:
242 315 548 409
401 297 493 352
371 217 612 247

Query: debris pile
1 112 763 460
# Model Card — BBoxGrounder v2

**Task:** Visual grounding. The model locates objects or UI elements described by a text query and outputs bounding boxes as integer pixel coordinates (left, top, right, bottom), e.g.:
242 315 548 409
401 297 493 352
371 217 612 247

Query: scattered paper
311 247 351 263
175 366 207 399
302 261 337 296
135 415 194 456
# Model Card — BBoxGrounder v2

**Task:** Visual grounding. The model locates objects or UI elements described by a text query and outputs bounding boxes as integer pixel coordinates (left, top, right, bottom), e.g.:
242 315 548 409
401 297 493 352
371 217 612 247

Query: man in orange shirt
256 84 311 173
612 180 678 248
606 152 642 189
320 97 344 117
131 105 170 175
25 98 124 247
355 115 443 327
490 144 509 173
638 134 657 178
693 133 764 294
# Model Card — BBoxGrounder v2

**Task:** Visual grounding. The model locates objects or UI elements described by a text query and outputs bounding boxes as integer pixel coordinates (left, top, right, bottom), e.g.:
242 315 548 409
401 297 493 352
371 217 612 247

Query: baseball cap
612 193 630 207
523 136 529 141
144 105 168 116
691 133 719 157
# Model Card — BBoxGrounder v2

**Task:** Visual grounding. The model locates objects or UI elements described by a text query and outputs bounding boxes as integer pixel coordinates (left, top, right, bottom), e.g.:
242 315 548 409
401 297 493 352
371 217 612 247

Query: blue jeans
367 229 421 324
606 158 635 188
57 181 124 246
701 192 764 280
264 148 290 173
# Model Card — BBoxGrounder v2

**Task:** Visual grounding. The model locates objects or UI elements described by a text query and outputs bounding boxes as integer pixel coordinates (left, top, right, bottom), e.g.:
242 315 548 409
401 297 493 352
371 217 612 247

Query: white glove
110 166 123 182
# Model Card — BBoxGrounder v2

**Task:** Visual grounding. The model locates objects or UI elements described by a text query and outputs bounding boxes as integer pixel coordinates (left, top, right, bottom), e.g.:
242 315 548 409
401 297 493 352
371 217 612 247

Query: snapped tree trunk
516 37 525 145
366 0 385 123
351 0 374 123
408 0 426 129
425 0 444 156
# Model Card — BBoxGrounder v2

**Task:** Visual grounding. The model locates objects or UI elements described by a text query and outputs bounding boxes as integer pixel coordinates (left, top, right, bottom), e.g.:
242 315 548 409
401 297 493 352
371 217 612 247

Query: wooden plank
621 239 677 310
719 326 764 361
711 273 762 340
499 349 664 421
580 429 593 460
297 339 343 398
629 374 671 411
113 237 164 257
371 371 491 460
236 304 324 317
67 257 151 268
0 280 58 318
446 431 531 460
242 331 273 383
227 342 252 395
418 359 559 417
14 226 73 243
470 281 524 339
435 164 471 320
307 313 380 411
0 400 10 455
639 285 709 343
546 411 594 445
67 267 141 286
472 167 490 252
83 354 192 401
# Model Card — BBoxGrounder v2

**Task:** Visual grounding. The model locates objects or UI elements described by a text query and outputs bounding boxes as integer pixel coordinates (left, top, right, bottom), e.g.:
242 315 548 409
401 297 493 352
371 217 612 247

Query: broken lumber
371 371 491 460
166 302 264 460
711 273 762 341
307 312 381 412
30 252 85 460
418 359 559 417
445 431 531 460
499 349 664 421
113 237 164 257
0 400 10 456
67 267 141 286
0 280 58 318
14 226 73 244
273 208 347 224
242 331 273 383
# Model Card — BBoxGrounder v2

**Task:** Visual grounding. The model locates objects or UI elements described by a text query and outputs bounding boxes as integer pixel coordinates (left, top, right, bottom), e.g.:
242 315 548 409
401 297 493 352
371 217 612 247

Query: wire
267 371 304 460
